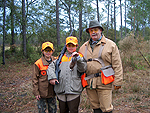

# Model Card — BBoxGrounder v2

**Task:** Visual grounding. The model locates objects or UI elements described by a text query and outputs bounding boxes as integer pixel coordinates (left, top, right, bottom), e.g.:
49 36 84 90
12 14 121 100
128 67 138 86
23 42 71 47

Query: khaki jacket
32 56 56 98
79 35 123 89
47 52 87 95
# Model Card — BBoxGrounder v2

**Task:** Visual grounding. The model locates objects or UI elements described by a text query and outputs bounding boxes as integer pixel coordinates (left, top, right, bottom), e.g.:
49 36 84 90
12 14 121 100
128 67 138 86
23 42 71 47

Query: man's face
89 27 102 41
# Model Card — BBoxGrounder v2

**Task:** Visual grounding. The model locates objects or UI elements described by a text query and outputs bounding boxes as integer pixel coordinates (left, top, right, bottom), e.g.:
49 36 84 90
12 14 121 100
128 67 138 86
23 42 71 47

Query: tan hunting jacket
79 35 123 89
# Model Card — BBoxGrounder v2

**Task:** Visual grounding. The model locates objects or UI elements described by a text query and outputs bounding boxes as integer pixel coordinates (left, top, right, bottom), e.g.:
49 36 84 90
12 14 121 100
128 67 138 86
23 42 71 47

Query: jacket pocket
39 80 48 97
54 76 65 94
70 77 83 93
101 65 115 85
97 76 113 88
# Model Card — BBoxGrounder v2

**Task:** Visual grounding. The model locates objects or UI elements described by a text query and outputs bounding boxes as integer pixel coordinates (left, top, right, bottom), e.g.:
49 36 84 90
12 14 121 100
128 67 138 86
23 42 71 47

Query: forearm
77 57 87 72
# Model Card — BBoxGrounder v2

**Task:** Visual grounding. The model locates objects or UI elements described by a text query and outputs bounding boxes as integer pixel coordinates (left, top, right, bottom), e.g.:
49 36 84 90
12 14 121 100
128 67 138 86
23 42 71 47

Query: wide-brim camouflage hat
86 20 104 33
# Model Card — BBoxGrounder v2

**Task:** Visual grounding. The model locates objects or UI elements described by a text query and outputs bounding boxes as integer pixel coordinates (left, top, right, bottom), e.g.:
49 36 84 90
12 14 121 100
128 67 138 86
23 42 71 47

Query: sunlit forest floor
0 59 150 113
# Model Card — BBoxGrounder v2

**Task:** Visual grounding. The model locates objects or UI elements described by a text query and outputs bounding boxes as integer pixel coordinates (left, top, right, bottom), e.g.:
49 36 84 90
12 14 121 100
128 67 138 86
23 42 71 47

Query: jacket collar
65 52 72 58
85 35 106 46
41 56 51 65
97 35 106 45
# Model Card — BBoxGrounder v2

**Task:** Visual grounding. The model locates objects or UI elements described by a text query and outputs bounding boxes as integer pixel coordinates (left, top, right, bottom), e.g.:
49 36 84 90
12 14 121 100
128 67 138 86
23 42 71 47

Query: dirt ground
0 60 150 113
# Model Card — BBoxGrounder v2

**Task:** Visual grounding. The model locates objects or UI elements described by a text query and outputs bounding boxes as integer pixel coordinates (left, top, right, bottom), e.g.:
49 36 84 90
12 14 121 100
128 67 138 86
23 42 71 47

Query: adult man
79 20 123 113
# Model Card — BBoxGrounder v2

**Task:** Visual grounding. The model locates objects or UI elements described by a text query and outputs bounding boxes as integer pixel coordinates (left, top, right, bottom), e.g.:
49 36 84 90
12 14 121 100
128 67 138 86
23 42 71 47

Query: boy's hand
36 95 41 100
114 85 121 90
50 79 59 85
72 52 79 57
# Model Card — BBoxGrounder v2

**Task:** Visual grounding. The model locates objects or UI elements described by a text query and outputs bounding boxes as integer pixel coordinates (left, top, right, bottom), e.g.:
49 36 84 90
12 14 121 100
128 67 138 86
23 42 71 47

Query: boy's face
43 47 53 58
66 43 77 54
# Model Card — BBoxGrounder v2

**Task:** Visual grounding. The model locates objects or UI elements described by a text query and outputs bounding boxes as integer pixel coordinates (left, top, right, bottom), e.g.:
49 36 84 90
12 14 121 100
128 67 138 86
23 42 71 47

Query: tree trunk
136 21 139 37
68 0 72 31
22 0 27 57
120 0 122 39
56 0 60 48
79 0 83 46
96 0 99 21
2 0 6 65
110 4 113 29
125 0 127 36
11 0 15 52
143 19 145 38
134 6 135 36
107 0 110 38
114 0 116 42
142 4 145 38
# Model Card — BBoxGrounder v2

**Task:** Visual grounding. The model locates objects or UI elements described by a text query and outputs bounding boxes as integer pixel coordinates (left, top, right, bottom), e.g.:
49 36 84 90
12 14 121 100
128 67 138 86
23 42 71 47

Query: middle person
47 36 87 113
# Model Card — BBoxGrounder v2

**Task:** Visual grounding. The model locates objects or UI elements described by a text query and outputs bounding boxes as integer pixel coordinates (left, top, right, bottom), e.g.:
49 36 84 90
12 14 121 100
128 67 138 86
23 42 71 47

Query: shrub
26 43 41 64
28 53 41 64
118 34 135 53
0 56 2 64
118 33 150 72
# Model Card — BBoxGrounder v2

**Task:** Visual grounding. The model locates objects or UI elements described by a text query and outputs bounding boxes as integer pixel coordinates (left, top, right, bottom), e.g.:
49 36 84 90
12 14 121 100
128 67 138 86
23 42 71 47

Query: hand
36 95 41 100
50 79 59 85
114 85 121 90
71 52 79 57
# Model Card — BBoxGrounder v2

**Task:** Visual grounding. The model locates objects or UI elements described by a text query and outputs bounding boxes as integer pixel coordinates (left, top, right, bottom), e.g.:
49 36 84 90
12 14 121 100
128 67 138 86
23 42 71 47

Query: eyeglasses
66 44 76 47
89 28 99 33
44 49 52 53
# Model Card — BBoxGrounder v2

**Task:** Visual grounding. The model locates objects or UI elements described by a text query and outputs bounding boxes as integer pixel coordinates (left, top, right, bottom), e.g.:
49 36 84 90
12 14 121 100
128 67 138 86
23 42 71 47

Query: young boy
47 36 87 113
32 42 57 113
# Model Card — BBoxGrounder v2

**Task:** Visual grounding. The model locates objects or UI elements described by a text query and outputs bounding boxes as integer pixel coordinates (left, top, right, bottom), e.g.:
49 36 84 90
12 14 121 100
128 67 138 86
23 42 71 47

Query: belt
84 72 101 80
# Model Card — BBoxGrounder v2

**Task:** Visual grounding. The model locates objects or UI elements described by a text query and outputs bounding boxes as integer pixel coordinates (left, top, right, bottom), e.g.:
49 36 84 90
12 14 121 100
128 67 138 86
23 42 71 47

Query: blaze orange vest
60 53 88 88
35 58 48 76
61 53 83 62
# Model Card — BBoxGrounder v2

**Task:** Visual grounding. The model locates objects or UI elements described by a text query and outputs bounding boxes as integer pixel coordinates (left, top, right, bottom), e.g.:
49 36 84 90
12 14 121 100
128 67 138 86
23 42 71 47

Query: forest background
0 0 150 113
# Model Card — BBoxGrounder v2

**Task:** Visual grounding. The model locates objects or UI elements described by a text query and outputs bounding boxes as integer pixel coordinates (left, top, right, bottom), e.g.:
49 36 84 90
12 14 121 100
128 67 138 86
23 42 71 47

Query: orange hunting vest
61 53 88 88
35 58 48 76
61 53 83 62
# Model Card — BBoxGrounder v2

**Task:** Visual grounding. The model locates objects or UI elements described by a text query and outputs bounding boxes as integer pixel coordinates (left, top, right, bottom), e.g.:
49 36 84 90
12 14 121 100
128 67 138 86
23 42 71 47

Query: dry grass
0 61 149 113
119 33 150 72
112 69 150 113
0 34 150 113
